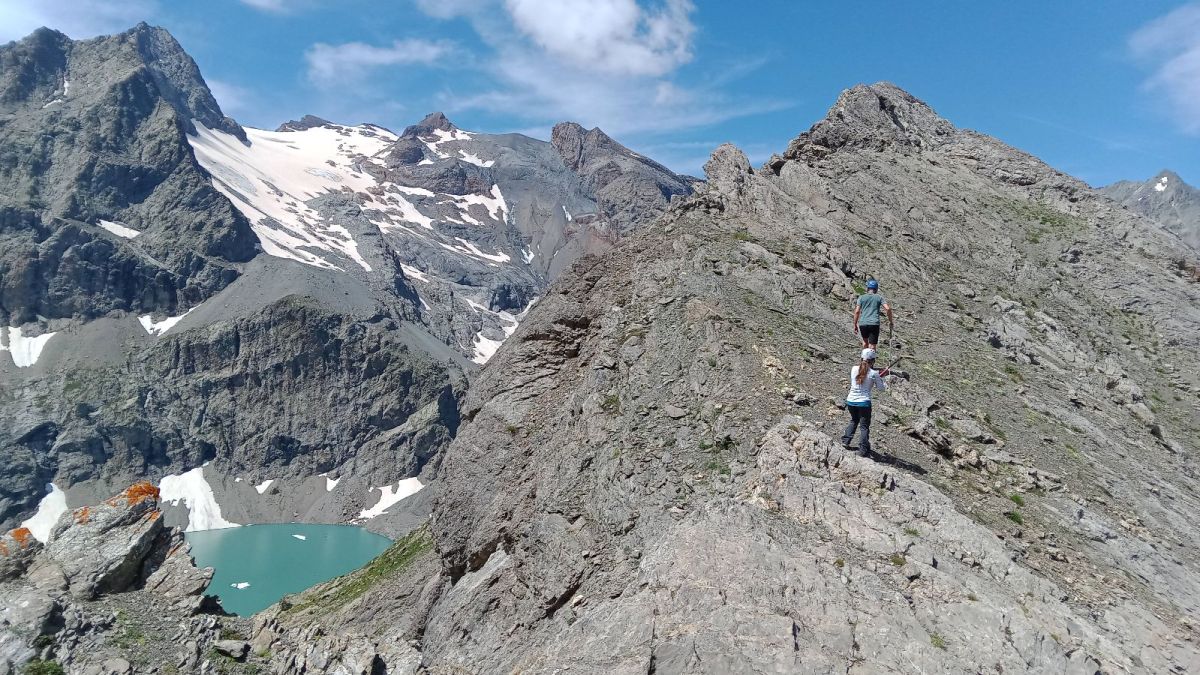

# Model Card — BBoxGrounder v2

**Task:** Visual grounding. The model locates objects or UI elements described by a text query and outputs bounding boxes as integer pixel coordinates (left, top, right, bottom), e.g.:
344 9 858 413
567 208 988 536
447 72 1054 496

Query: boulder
45 483 164 599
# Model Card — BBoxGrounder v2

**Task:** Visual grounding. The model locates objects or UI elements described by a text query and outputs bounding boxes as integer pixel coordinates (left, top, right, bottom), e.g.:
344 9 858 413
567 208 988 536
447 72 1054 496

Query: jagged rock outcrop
1101 169 1200 252
46 482 165 599
254 82 1200 673
0 483 255 675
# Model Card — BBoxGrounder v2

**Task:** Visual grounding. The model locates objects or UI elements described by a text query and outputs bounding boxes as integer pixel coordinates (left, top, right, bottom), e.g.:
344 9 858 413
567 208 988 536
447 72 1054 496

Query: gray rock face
1101 169 1200 251
0 24 257 324
254 82 1200 673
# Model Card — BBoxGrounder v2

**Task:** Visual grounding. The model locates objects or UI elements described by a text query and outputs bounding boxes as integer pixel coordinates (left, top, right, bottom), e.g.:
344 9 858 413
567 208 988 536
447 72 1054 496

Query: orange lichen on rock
148 511 162 522
0 540 9 556
10 528 33 549
123 481 161 506
74 506 91 524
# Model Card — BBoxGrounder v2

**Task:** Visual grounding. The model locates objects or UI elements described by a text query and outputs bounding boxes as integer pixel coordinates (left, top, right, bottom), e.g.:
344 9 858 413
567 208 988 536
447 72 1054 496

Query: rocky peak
118 23 245 140
275 114 334 132
782 81 956 162
402 111 456 138
551 121 628 171
1100 169 1200 250
0 28 69 107
702 143 753 202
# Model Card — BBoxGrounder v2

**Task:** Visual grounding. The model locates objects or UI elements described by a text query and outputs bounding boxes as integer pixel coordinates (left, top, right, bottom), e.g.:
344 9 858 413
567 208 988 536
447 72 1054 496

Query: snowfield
20 483 67 543
189 122 393 272
358 478 424 519
2 326 57 367
159 467 240 531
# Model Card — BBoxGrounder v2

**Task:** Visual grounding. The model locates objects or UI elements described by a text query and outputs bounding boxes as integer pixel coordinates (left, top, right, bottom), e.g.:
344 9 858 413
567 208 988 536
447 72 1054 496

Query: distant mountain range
0 23 691 535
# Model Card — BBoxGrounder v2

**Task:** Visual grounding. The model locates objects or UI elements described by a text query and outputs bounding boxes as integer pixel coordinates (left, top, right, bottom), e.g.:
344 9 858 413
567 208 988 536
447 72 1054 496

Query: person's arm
873 369 889 391
853 303 861 333
883 301 894 329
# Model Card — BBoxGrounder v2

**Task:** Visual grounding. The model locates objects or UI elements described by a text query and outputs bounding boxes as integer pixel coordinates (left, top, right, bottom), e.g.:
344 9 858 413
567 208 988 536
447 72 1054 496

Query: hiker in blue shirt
853 279 894 349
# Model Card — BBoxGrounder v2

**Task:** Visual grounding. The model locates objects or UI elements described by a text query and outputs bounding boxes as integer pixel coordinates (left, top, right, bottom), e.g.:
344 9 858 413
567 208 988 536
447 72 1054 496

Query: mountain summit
1101 169 1200 250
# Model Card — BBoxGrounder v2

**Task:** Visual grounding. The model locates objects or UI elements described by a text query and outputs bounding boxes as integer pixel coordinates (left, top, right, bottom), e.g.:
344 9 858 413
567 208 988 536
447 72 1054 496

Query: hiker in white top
841 348 890 454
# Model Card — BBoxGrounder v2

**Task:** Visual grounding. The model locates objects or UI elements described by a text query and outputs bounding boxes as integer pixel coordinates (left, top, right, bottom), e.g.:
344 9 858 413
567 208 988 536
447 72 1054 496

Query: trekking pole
881 355 903 376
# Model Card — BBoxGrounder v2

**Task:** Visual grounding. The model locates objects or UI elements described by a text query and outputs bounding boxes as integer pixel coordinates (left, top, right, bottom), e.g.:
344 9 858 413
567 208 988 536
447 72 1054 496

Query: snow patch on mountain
400 263 430 282
20 483 67 543
469 305 521 364
159 467 240 531
1155 176 1168 192
2 326 57 367
358 478 424 519
97 219 140 238
139 307 194 336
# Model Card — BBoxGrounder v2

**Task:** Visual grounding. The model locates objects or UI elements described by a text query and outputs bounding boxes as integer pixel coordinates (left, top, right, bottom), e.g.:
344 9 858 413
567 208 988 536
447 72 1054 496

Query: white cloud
304 38 455 87
504 0 693 77
1130 3 1200 133
0 0 158 42
410 0 781 137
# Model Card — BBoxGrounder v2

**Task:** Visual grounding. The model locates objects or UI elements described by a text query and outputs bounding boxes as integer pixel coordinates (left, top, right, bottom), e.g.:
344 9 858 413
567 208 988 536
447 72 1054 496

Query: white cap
861 348 877 360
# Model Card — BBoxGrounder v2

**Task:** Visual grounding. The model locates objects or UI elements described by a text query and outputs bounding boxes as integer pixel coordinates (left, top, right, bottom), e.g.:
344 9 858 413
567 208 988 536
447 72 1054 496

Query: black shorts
859 324 880 344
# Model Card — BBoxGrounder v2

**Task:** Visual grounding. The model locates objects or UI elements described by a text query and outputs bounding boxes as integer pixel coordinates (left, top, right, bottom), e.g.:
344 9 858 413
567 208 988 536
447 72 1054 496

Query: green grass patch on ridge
282 527 433 618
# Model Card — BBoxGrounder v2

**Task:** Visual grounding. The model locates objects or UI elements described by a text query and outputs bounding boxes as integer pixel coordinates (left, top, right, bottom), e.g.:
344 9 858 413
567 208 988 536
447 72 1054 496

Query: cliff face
252 83 1200 673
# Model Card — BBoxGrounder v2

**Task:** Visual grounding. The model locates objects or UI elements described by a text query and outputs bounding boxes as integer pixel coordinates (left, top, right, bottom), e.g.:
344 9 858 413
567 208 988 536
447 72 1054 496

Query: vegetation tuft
22 661 65 675
600 394 621 414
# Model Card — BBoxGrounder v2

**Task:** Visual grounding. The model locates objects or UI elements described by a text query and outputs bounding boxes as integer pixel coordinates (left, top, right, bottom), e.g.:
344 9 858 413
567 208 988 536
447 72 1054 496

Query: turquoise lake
185 523 392 616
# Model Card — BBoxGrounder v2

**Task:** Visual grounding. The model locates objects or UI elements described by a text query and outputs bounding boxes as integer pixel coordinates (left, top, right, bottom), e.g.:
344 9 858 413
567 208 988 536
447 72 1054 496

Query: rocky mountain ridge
243 83 1200 673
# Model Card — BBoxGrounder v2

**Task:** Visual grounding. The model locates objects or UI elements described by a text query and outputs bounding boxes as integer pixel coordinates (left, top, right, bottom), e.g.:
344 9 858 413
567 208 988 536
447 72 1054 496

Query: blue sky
2 1 1199 186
